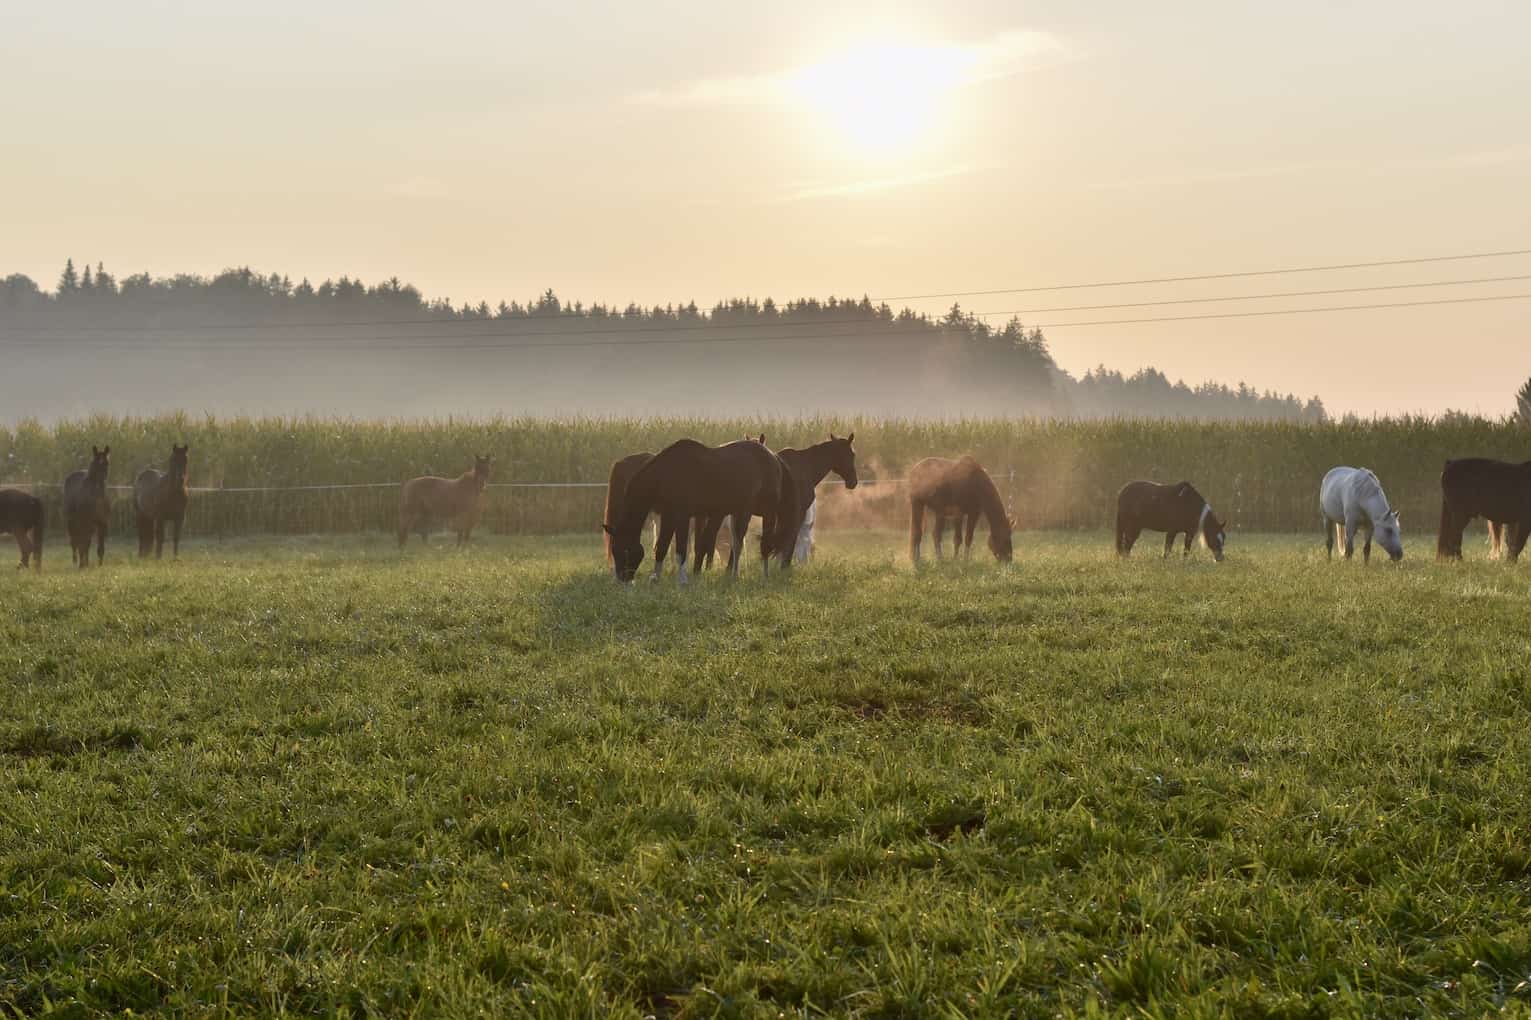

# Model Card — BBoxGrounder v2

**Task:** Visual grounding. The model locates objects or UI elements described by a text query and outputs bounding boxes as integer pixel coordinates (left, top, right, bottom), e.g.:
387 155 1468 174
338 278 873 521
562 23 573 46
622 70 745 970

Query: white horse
1319 466 1403 563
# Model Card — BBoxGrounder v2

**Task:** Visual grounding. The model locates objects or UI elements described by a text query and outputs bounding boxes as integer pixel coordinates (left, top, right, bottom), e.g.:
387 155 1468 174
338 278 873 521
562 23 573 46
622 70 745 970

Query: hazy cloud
629 29 1065 108
778 165 981 203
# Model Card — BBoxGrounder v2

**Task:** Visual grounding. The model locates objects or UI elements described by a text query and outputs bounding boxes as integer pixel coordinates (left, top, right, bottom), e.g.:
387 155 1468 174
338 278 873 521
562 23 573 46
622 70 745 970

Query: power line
7 245 1529 335
3 292 1528 353
971 273 1531 317
5 272 1530 348
872 247 1531 301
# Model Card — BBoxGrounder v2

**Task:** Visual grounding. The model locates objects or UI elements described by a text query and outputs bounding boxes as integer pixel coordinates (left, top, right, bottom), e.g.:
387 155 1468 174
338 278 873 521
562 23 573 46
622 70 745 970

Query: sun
780 40 976 155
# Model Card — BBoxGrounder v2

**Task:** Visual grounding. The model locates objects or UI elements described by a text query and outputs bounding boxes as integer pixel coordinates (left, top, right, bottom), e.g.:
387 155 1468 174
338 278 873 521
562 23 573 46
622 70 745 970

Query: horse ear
847 431 854 443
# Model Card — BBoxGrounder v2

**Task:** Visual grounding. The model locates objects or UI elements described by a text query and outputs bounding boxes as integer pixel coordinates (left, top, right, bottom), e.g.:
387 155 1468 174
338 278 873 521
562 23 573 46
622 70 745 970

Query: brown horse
398 455 492 547
606 435 767 572
0 489 44 571
908 456 1013 564
1438 458 1531 560
699 433 857 568
605 438 800 583
1115 480 1226 561
133 444 191 559
64 445 111 568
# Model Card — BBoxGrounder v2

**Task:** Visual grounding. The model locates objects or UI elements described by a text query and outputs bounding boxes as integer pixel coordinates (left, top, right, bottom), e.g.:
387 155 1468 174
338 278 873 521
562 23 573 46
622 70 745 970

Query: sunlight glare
781 40 976 154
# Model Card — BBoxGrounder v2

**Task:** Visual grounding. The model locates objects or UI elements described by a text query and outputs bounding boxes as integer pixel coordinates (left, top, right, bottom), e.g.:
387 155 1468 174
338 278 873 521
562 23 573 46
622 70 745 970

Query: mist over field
0 266 1327 424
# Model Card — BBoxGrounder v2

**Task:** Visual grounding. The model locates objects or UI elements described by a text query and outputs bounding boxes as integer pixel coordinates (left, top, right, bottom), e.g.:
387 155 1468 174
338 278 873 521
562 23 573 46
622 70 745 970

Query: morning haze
3 1 1529 418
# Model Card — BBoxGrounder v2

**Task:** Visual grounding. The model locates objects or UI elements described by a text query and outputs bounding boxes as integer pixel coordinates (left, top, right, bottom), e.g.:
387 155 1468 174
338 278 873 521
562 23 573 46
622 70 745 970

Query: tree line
2 260 1327 422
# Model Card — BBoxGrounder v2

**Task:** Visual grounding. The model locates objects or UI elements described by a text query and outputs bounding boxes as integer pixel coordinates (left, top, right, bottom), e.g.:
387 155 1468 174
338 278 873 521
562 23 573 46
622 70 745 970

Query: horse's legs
910 500 925 564
729 511 750 578
1183 531 1194 556
13 532 27 570
963 515 977 558
155 516 167 560
1119 525 1140 556
1362 525 1373 565
932 514 947 560
672 513 690 586
652 516 676 581
1163 531 1176 558
1325 518 1334 559
95 522 106 567
1343 516 1358 560
172 515 183 559
1509 522 1529 563
137 512 153 558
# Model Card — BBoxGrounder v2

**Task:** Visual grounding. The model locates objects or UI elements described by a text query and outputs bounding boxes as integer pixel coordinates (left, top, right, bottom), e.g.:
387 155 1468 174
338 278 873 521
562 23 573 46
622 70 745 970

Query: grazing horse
1488 520 1515 560
0 489 44 571
700 433 857 568
133 444 191 559
1115 480 1226 561
908 456 1014 564
64 446 112 568
1320 466 1402 563
607 435 766 573
605 438 800 583
1438 458 1531 561
398 455 492 547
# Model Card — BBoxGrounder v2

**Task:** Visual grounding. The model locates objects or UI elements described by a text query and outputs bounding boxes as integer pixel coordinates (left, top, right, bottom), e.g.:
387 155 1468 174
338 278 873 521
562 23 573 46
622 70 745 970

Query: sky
3 0 1529 416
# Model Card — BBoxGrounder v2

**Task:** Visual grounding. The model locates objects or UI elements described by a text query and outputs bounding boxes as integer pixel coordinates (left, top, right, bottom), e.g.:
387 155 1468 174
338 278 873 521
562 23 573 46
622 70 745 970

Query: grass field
3 530 1531 1017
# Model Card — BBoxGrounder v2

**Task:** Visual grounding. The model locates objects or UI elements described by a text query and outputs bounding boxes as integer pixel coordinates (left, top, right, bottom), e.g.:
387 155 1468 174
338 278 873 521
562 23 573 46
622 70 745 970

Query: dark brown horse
1438 458 1531 560
133 444 191 559
64 446 111 568
0 489 44 571
606 435 767 572
604 438 800 583
908 456 1013 563
398 455 492 547
1116 480 1226 561
699 433 858 568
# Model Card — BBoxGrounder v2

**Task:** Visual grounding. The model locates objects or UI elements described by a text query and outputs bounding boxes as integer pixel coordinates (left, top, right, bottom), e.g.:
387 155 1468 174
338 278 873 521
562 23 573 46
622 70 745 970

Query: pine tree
57 258 79 296
1515 376 1531 424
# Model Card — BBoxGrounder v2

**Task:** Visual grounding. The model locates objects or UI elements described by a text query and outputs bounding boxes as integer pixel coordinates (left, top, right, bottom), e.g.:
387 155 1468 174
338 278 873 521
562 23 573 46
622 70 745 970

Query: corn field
3 413 1527 540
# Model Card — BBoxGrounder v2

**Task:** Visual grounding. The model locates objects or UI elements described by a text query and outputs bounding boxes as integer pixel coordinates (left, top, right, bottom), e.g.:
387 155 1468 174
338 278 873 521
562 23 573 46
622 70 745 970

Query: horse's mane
970 463 1009 533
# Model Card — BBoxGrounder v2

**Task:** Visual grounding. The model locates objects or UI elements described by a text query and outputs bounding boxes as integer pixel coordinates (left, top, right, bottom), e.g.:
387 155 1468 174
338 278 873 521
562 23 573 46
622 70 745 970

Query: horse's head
603 523 645 582
473 454 493 484
989 514 1015 562
169 444 190 481
1375 509 1403 561
827 432 858 489
1199 508 1227 562
88 445 110 482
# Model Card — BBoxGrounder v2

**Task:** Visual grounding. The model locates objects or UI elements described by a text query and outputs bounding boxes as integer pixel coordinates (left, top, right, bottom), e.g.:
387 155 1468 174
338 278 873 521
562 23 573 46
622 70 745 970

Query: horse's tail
136 508 154 557
602 469 620 565
767 459 802 564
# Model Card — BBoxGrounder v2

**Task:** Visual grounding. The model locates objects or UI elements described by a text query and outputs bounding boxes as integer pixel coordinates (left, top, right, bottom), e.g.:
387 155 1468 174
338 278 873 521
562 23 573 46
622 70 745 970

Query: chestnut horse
605 438 800 583
908 456 1013 564
701 433 858 568
133 444 191 559
398 455 492 547
1438 458 1531 561
1115 480 1226 561
0 489 44 571
64 445 112 568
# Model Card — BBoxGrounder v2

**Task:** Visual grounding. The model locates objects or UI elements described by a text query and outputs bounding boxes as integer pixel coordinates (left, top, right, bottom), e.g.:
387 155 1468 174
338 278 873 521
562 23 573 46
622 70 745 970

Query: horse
699 433 857 568
604 438 800 584
908 456 1013 564
398 455 492 547
1488 520 1517 559
607 435 766 573
0 489 44 571
1438 458 1531 560
63 446 111 568
133 444 191 559
1319 466 1402 563
1115 480 1226 561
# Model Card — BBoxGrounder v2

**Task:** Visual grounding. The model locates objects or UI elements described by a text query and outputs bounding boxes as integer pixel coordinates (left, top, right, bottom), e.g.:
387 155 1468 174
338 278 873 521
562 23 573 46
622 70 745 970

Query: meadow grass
3 530 1531 1017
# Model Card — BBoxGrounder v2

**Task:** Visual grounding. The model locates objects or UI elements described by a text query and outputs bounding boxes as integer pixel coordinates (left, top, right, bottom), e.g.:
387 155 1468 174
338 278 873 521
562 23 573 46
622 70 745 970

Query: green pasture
2 531 1530 1017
